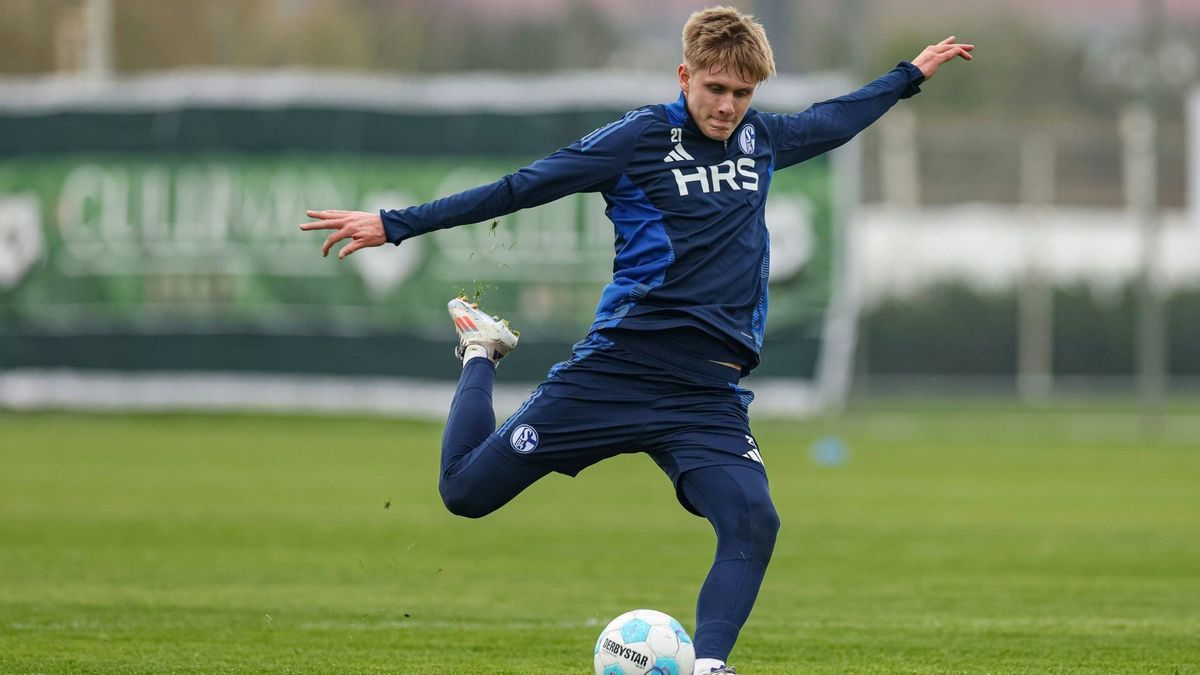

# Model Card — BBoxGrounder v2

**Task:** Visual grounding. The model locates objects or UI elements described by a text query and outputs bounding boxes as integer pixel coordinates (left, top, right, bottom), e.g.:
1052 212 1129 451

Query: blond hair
682 6 776 83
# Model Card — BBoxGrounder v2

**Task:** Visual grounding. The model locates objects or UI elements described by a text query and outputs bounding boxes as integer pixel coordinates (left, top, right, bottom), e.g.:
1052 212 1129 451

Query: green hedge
861 281 1200 376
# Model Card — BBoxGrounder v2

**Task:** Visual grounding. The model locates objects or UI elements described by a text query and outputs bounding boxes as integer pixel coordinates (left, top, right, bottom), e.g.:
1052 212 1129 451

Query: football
593 609 696 675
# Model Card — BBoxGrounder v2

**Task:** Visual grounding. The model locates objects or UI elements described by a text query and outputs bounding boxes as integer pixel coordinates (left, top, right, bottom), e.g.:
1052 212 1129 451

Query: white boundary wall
0 68 853 115
1191 88 1200 254
855 205 1198 304
0 371 822 419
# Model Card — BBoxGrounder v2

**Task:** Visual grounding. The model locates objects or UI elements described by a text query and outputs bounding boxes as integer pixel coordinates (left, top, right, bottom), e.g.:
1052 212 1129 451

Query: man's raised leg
438 298 548 518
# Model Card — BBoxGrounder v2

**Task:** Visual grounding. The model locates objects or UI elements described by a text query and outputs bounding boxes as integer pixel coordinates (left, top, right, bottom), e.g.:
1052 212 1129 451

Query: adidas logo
662 143 694 163
743 435 763 464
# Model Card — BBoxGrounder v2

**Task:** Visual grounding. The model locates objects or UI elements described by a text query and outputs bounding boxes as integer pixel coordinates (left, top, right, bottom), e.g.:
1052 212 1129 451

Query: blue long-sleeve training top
382 62 925 373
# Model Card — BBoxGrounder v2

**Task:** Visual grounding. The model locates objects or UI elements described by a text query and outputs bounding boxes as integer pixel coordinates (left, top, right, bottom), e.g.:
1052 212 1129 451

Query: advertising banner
0 153 834 377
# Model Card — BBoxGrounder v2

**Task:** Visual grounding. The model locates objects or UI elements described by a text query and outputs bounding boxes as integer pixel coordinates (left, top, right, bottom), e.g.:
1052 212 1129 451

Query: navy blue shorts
480 331 767 516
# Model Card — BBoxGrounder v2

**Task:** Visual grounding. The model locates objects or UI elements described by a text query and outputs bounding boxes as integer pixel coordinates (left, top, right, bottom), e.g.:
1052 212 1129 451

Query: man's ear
677 63 690 94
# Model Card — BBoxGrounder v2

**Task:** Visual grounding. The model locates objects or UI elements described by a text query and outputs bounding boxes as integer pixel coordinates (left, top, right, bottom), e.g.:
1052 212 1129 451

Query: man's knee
710 486 779 563
740 491 780 556
438 479 495 519
438 445 549 519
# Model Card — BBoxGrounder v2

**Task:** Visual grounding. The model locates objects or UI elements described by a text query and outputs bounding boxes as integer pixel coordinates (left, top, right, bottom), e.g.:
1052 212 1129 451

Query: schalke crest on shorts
510 424 539 453
738 124 755 154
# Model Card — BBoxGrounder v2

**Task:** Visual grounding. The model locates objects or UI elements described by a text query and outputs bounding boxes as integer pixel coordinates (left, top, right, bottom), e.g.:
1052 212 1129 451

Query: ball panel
620 618 652 644
652 656 681 675
645 624 680 655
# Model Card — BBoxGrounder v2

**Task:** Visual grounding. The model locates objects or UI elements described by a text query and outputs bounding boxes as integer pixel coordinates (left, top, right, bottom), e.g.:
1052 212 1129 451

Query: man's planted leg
680 464 779 673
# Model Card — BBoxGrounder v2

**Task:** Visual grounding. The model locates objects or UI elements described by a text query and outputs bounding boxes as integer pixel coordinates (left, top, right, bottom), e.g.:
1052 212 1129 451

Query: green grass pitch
2 403 1199 674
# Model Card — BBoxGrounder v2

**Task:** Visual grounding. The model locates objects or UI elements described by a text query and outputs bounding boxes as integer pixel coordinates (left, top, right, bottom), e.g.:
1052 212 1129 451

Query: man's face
678 62 757 141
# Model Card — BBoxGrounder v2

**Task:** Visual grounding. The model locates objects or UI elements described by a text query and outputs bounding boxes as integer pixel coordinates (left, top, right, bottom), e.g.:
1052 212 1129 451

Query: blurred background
1 0 1198 417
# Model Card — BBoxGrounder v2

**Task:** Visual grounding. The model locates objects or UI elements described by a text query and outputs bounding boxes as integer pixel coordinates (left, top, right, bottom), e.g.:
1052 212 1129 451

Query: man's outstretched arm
299 110 650 259
297 152 616 261
297 149 615 259
765 36 973 170
298 149 626 259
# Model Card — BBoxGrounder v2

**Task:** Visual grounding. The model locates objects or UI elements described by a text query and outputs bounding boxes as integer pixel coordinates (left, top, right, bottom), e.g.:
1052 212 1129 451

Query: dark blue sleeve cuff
380 209 410 245
896 61 926 99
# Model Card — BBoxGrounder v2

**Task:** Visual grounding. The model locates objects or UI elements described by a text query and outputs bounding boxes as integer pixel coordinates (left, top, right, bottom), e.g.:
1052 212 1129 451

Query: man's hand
911 36 974 80
299 209 387 259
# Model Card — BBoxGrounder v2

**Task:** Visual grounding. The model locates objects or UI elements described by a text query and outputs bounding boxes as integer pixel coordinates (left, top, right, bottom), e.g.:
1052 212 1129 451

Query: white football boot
447 296 519 365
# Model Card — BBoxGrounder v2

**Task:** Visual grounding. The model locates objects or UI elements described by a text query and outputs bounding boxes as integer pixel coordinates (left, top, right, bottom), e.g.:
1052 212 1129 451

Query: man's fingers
322 229 350 257
299 220 342 231
338 239 365 259
913 37 973 79
300 209 346 231
941 46 973 62
927 43 973 65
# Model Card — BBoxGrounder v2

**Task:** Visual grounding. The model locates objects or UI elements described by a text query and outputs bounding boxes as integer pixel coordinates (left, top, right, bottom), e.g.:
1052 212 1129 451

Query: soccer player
301 7 971 673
